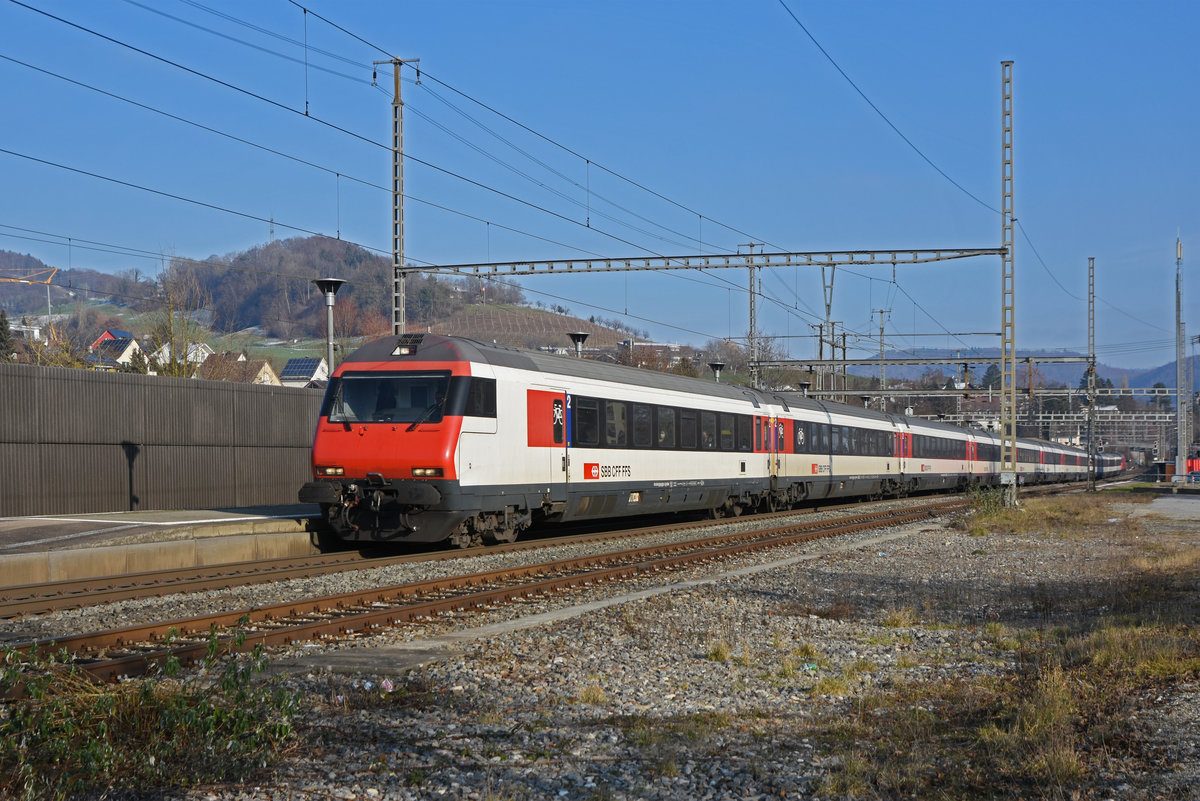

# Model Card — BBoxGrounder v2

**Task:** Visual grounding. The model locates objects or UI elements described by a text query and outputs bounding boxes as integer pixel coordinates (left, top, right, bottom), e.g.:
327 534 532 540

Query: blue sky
1 0 1197 369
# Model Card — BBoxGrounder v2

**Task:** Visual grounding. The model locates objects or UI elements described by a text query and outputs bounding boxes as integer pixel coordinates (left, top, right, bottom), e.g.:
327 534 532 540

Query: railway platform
0 504 320 587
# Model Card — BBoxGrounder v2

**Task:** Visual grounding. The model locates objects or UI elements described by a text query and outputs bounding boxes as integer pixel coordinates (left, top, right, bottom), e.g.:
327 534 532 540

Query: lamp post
312 278 346 373
567 331 589 358
708 362 725 383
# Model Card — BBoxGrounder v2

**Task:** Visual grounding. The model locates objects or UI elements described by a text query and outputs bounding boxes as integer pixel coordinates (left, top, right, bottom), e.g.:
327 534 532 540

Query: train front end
299 334 480 543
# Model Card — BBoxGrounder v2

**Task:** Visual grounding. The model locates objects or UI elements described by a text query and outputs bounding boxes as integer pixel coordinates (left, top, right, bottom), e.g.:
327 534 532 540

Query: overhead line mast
1176 237 1188 481
375 57 419 335
1000 60 1017 506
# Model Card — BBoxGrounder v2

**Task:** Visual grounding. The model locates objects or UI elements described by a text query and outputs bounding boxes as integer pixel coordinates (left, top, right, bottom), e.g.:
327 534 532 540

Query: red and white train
299 334 1124 546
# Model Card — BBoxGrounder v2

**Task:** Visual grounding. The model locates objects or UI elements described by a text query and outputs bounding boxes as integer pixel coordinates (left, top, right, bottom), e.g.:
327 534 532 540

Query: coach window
719 413 735 451
462 377 496 417
795 422 807 452
605 401 628 447
656 407 677 448
679 409 697 448
737 415 752 452
700 411 717 449
632 403 653 448
574 398 600 447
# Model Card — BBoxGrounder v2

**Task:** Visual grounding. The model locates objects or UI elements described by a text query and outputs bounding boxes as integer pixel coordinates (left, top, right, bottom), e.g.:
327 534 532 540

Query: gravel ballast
9 493 1200 800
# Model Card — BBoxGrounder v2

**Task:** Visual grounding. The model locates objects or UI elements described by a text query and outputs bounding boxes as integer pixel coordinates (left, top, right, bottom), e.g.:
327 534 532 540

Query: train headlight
412 467 444 477
316 466 345 476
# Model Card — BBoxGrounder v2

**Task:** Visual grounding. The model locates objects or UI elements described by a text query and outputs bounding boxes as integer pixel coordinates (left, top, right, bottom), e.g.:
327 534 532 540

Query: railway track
1 478 1117 622
11 499 966 682
0 497 941 618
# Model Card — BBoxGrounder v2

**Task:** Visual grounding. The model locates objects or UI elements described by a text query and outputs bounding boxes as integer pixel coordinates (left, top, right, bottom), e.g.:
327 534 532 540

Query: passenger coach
299 334 1106 547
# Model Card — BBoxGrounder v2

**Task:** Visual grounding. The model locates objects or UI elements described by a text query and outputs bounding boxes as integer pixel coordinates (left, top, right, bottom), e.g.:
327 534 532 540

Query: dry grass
704 638 731 662
881 606 919 628
801 497 1200 799
965 492 1150 539
576 681 607 705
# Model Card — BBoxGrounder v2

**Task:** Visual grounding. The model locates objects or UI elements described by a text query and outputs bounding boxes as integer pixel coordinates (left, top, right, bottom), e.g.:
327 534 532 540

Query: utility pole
821 265 836 400
742 243 762 389
1175 237 1188 481
874 309 890 411
375 58 419 335
1087 256 1096 491
1000 60 1018 506
839 328 847 404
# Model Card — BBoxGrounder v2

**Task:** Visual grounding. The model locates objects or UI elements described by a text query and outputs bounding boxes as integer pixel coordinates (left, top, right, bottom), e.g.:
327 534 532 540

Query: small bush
705 638 731 662
0 628 298 801
881 607 919 628
577 681 607 705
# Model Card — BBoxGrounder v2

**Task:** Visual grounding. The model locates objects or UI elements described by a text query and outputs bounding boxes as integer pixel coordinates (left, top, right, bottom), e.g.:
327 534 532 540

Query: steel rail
0 497 912 618
15 501 965 682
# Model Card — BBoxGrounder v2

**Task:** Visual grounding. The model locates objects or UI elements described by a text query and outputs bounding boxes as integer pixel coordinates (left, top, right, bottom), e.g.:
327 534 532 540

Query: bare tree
147 257 211 377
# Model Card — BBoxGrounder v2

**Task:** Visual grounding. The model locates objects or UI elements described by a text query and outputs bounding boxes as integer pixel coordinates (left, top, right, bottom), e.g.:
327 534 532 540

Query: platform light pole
313 278 346 372
567 331 589 358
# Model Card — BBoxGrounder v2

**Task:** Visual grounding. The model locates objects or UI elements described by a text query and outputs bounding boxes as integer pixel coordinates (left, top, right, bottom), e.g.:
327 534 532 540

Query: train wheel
448 529 482 548
486 526 519 544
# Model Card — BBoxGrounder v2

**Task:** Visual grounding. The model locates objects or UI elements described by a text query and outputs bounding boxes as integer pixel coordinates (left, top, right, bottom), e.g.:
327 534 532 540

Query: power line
119 0 368 84
0 146 372 250
10 0 828 337
178 0 368 71
775 0 998 216
774 1 1168 342
0 53 624 260
145 0 755 255
288 0 773 248
8 0 384 150
5 3 753 287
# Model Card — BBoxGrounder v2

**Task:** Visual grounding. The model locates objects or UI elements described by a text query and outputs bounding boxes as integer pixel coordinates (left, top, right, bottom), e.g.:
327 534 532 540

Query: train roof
342 333 791 407
340 335 1078 450
345 335 913 421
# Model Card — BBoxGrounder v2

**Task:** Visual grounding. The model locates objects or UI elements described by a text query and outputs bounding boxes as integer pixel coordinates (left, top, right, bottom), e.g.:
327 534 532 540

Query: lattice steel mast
376 58 419 335
1176 237 1188 480
1000 61 1017 505
1087 256 1096 492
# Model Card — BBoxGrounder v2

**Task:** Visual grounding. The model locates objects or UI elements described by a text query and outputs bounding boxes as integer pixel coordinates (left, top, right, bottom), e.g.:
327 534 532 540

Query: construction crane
0 266 60 318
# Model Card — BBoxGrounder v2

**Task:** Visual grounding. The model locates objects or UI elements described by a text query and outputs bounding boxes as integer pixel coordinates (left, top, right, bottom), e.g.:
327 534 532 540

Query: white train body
298 335 1120 546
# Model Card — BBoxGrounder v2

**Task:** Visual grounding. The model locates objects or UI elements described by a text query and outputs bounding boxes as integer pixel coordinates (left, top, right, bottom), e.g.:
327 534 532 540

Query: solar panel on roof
281 357 321 379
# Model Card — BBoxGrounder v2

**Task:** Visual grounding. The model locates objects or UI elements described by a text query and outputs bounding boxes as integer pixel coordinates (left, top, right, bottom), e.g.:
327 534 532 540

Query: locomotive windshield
323 371 452 424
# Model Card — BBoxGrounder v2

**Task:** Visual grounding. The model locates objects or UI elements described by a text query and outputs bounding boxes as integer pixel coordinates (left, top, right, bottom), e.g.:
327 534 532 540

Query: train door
526 387 569 500
894 424 911 475
767 416 781 489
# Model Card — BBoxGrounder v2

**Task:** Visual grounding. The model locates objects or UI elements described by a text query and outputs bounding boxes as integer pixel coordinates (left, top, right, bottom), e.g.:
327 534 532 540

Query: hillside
4 238 1195 386
0 251 124 316
845 346 1198 389
428 305 634 351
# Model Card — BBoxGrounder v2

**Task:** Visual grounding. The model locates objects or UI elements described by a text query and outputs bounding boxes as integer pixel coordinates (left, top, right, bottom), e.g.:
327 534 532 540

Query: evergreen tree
0 309 13 360
981 363 1001 389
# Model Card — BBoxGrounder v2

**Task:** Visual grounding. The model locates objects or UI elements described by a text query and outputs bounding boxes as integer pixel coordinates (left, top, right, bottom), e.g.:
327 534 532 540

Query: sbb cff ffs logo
585 463 600 480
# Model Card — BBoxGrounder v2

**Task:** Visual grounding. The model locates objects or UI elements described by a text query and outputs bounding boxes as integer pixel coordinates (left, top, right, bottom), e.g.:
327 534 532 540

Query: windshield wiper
406 398 444 431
